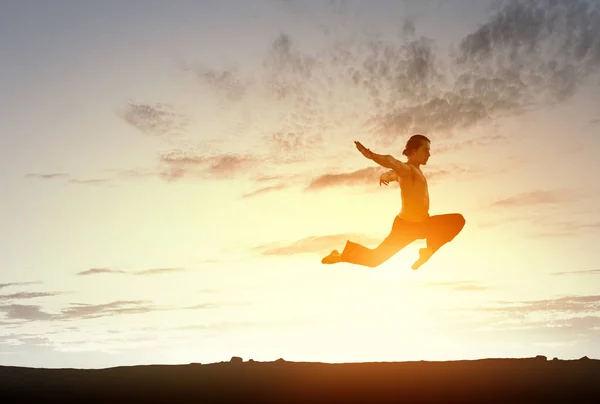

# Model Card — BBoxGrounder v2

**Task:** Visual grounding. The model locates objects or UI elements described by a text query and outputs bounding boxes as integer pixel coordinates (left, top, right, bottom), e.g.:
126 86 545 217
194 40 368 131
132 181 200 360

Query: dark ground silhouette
1 356 599 403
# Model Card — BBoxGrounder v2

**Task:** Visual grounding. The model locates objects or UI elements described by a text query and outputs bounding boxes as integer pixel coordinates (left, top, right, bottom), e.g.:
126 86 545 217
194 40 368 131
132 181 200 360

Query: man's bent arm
381 170 398 183
369 151 411 178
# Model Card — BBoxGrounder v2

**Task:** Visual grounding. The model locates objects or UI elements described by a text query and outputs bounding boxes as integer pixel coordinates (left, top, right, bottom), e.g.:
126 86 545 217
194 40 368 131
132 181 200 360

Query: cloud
58 300 160 319
68 178 111 186
528 219 600 238
135 267 186 276
25 168 159 187
159 150 261 182
24 173 69 180
306 167 385 190
180 63 252 101
552 269 600 276
0 292 63 301
77 268 127 276
422 281 490 291
77 267 187 276
190 0 599 151
0 282 40 291
474 295 600 315
117 102 189 140
242 184 287 199
255 232 383 256
455 0 600 107
489 189 572 208
0 304 54 321
0 299 217 322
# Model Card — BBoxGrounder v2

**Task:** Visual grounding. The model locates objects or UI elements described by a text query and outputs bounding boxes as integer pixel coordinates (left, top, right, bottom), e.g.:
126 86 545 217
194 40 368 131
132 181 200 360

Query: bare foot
321 250 342 264
411 248 433 270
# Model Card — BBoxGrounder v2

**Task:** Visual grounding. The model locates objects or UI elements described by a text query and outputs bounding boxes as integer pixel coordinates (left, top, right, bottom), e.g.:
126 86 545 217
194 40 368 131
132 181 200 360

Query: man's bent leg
412 213 466 270
340 217 418 268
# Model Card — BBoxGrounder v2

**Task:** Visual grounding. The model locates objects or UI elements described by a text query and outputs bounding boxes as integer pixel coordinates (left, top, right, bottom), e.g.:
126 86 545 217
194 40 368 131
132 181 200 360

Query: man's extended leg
322 216 419 268
411 213 466 270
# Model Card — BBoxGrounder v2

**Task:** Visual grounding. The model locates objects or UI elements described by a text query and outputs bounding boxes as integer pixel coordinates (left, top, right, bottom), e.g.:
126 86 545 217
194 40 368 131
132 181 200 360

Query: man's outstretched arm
354 141 411 178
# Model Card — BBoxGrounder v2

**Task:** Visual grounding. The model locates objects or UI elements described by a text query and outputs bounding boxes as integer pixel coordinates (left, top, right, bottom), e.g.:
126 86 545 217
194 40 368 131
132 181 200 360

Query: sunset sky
1 0 600 369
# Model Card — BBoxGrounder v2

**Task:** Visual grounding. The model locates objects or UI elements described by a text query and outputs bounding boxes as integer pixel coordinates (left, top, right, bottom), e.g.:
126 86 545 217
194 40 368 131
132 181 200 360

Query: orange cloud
255 233 382 256
305 167 385 191
489 190 572 208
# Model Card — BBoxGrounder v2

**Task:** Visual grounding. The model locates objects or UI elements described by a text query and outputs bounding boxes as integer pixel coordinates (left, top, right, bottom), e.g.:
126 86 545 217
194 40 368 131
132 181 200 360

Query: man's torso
398 165 430 222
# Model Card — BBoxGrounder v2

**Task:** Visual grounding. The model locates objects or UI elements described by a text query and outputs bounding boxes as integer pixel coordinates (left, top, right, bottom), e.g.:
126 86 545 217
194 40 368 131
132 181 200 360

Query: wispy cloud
421 281 490 291
255 233 382 256
552 269 600 276
135 267 186 276
473 295 600 315
77 268 127 276
489 189 572 208
306 167 385 191
117 102 189 140
241 184 287 199
25 168 158 187
77 267 186 276
0 299 217 322
0 282 40 291
24 173 69 180
0 292 63 301
159 150 261 182
180 63 252 101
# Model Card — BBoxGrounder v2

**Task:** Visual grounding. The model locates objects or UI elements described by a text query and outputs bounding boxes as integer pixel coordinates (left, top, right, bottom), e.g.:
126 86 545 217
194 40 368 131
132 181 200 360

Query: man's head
402 134 431 165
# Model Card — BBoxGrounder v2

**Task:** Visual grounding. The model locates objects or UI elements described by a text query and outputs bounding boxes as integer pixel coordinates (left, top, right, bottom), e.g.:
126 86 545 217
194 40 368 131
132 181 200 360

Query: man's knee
456 214 466 230
450 214 465 236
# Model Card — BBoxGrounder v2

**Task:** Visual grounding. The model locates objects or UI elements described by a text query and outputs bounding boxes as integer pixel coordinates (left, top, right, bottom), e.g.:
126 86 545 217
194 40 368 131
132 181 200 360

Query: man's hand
379 170 397 186
354 141 373 160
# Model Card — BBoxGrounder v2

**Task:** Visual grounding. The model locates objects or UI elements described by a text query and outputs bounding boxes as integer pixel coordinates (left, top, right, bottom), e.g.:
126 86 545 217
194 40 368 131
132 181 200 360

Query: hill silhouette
1 355 599 402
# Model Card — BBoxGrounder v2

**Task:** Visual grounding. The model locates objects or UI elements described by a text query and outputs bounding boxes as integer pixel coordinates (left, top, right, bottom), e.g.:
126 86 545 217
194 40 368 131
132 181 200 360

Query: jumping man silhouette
321 134 465 270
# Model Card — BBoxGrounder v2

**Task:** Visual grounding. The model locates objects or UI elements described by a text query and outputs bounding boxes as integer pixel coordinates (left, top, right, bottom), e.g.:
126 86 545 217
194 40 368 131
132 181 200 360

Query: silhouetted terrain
1 356 599 403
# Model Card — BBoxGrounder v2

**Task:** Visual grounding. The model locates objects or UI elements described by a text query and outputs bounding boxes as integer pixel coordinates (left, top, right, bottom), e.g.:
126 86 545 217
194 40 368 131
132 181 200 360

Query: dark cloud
117 102 189 140
306 167 385 190
553 269 600 276
184 0 600 152
489 189 572 208
255 232 383 256
591 118 600 124
0 304 54 321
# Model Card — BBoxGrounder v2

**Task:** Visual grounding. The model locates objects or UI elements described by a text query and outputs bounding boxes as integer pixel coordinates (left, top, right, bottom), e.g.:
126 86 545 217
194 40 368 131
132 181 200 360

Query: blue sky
1 0 600 368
